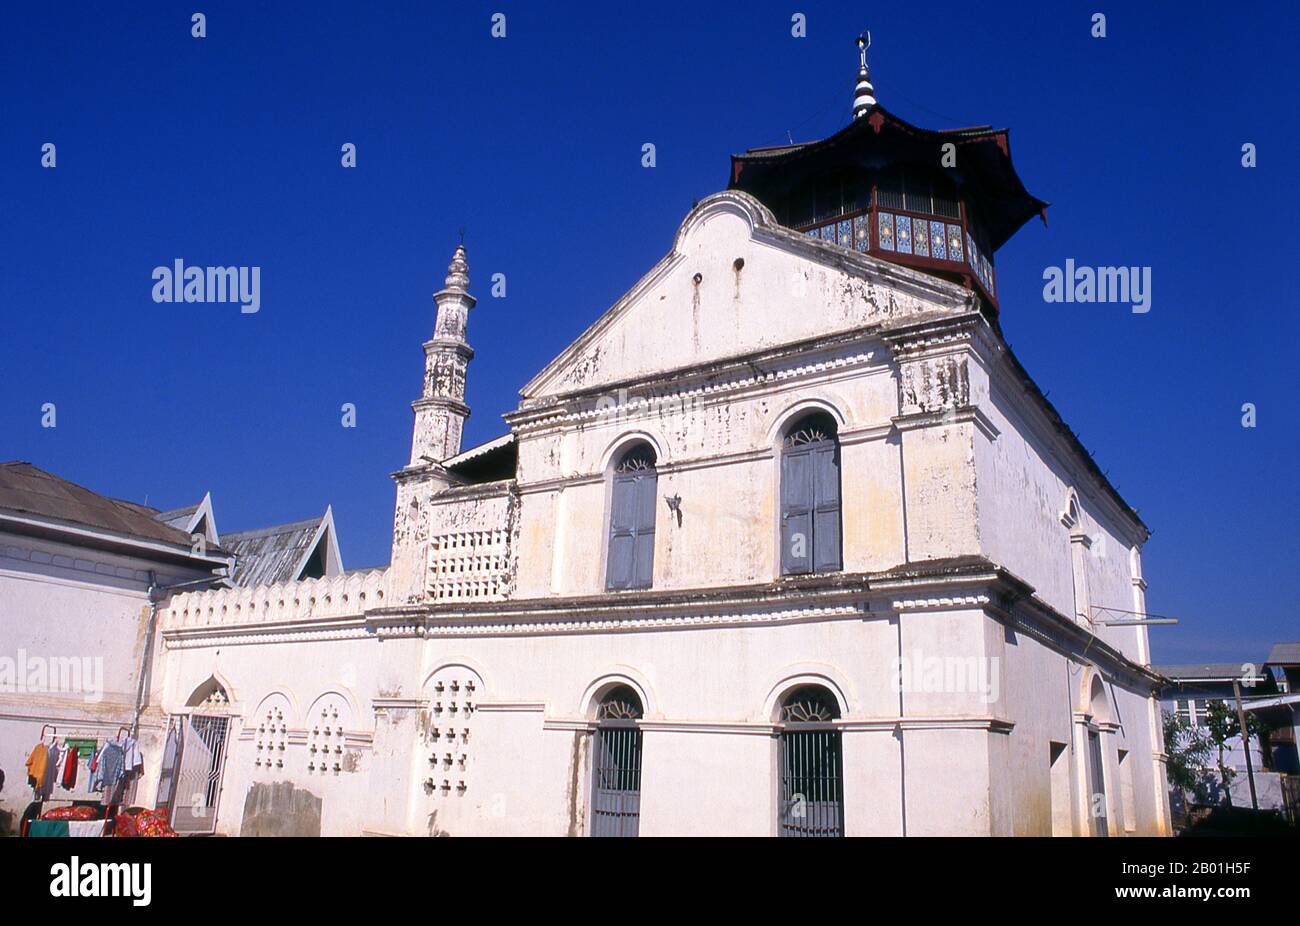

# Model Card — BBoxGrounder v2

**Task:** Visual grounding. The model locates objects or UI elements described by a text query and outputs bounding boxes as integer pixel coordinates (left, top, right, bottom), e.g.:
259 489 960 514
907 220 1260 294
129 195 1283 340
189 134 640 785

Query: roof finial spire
444 240 469 292
853 30 877 119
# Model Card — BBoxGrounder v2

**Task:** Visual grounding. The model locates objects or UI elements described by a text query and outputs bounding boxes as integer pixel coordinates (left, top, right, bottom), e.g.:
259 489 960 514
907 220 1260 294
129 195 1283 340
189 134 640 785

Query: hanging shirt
122 735 143 773
25 743 49 788
60 746 78 790
96 742 126 799
42 744 62 796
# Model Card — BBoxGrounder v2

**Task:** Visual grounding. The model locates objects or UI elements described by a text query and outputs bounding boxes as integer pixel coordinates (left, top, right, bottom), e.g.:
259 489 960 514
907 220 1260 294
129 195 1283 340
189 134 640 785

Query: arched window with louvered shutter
780 412 842 575
606 443 657 591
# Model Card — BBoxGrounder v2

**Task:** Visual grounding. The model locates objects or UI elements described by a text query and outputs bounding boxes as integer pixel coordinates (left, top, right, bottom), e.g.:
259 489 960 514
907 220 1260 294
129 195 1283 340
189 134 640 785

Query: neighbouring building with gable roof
129 38 1169 836
154 494 344 588
0 462 230 831
0 466 346 833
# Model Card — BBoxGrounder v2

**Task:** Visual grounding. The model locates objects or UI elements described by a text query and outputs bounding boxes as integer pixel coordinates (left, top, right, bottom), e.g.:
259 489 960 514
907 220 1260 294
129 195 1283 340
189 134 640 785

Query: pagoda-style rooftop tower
728 32 1047 319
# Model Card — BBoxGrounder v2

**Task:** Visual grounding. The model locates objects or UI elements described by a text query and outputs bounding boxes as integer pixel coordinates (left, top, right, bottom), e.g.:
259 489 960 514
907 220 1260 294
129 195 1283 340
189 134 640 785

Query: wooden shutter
811 442 842 572
782 435 841 576
607 466 656 590
781 448 813 575
631 469 657 589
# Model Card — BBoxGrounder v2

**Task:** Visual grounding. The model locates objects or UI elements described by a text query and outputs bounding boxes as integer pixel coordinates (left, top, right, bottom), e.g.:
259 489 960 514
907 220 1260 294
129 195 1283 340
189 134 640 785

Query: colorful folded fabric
113 812 140 837
41 804 101 821
67 820 107 837
28 820 70 837
113 808 177 837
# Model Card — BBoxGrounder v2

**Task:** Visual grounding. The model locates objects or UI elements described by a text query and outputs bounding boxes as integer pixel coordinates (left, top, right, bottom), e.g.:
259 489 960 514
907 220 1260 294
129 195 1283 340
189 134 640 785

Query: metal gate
590 724 642 837
154 715 182 815
1088 729 1108 837
169 714 230 835
779 729 844 837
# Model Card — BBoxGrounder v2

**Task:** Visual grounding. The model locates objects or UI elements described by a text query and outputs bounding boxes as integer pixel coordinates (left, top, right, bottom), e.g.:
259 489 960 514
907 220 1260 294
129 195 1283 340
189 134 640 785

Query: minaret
409 243 476 465
852 31 877 119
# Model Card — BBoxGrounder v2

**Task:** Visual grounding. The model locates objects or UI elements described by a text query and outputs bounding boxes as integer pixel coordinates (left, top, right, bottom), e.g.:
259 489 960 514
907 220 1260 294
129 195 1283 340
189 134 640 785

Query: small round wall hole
692 272 702 284
733 258 745 271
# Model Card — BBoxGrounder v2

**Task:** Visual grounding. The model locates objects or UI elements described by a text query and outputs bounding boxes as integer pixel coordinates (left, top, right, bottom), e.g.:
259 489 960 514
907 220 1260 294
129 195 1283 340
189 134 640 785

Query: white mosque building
24 39 1173 837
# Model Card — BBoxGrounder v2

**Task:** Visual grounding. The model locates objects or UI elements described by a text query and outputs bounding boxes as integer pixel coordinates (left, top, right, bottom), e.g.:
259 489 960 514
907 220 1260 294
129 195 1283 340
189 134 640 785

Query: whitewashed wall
0 530 211 833
134 191 1169 837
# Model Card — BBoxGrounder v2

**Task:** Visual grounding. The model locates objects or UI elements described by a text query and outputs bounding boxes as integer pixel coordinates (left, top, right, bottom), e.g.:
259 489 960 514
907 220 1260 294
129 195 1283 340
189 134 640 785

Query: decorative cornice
430 478 516 503
891 404 1000 440
372 698 425 712
539 715 1013 736
156 555 1162 694
425 336 473 356
891 717 1016 734
509 326 894 432
412 396 470 415
881 312 992 362
162 614 371 648
473 701 546 713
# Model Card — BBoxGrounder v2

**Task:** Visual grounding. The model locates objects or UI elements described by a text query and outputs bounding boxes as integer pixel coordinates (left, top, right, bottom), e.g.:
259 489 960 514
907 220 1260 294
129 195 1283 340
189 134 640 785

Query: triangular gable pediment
520 191 972 402
293 506 343 581
157 491 220 547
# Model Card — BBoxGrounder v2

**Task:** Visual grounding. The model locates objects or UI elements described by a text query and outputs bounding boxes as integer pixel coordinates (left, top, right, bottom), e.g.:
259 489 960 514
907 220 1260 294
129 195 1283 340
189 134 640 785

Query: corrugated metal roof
1155 663 1267 682
0 461 195 547
155 502 200 530
1267 643 1300 666
221 515 326 587
442 433 514 468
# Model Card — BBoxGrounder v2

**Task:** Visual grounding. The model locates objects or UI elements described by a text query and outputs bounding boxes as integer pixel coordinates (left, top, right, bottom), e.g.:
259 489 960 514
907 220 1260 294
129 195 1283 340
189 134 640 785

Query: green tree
1201 699 1269 806
1163 709 1212 794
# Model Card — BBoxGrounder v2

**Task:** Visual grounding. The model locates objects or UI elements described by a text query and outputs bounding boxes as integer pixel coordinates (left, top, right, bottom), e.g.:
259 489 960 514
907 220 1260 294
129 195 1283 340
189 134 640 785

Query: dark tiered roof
730 106 1047 253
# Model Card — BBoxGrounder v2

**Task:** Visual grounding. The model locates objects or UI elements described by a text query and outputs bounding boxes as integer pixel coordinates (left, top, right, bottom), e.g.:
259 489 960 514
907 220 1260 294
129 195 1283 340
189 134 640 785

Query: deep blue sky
3 2 1295 663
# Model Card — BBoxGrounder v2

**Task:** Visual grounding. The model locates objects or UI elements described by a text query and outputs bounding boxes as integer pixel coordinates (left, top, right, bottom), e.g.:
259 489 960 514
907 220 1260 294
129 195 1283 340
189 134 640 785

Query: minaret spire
852 31 877 119
408 242 476 465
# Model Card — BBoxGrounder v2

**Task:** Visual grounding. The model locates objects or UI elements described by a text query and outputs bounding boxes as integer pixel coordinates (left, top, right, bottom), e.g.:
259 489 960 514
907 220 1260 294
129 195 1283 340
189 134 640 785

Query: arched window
780 412 842 575
606 443 657 591
777 685 844 837
590 685 643 837
1086 674 1110 837
1061 489 1092 625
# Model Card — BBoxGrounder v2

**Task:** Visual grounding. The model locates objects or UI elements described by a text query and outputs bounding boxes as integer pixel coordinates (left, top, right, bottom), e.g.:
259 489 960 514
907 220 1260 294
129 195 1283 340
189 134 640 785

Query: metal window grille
591 688 643 837
779 729 844 837
590 725 643 837
778 686 844 837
